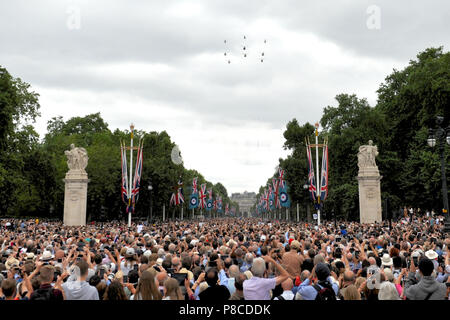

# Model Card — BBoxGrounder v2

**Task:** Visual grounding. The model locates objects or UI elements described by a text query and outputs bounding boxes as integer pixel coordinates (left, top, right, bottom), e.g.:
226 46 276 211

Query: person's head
163 278 183 300
300 270 310 282
134 270 162 300
418 257 434 277
172 257 181 271
244 253 253 265
205 268 219 287
343 270 355 284
338 284 358 300
368 257 376 266
162 258 172 271
290 241 301 252
281 278 293 291
1 278 16 299
313 253 325 266
156 270 168 286
228 264 240 278
234 273 247 292
250 257 266 278
39 265 55 284
378 281 400 300
94 254 102 265
76 259 89 280
96 281 107 300
315 263 330 281
181 256 191 270
104 280 128 300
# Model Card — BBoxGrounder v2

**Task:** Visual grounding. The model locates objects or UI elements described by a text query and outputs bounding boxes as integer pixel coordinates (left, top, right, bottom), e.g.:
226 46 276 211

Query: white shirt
274 290 295 300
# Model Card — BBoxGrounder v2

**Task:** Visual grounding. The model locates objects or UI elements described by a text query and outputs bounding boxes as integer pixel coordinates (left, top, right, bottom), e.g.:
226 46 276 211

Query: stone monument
63 144 89 226
357 140 382 223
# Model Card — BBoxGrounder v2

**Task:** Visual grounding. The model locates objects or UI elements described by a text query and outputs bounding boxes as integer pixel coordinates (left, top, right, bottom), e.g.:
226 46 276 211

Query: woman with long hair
103 280 128 300
162 278 183 300
133 270 162 300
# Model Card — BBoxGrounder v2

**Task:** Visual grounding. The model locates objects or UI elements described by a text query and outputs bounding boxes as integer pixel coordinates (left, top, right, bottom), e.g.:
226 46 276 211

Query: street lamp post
147 183 153 222
427 116 450 231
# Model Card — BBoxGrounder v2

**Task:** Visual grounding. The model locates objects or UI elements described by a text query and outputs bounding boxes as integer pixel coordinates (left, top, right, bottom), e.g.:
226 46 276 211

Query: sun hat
424 250 438 260
5 257 20 270
125 248 136 257
143 250 152 258
381 254 393 267
25 252 36 261
40 251 55 261
156 258 163 266
260 235 266 242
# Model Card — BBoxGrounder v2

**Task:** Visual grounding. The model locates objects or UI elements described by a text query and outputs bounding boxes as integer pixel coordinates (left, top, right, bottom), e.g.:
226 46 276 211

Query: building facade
231 191 256 217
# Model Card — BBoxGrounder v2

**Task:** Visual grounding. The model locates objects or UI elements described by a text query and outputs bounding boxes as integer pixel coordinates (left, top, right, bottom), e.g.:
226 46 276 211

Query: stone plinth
63 170 89 226
357 166 382 224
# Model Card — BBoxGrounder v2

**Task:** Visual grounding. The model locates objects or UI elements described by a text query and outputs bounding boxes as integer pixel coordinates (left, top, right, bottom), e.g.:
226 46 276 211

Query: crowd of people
0 214 449 301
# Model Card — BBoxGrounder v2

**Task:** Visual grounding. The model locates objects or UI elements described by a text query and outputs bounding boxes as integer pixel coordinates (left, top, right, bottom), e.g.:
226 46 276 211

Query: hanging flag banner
189 177 199 209
280 183 291 208
189 193 198 209
272 178 281 209
306 143 317 202
131 138 144 213
206 188 213 211
319 143 329 201
199 184 207 209
217 197 223 213
170 178 184 206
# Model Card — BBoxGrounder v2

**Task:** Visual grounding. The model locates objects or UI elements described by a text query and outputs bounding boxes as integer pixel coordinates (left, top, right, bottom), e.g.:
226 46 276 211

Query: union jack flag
199 184 207 209
272 178 281 209
278 168 286 189
306 144 317 201
131 139 144 212
192 177 198 194
120 141 129 206
263 189 269 211
319 143 329 201
170 178 184 206
225 203 229 215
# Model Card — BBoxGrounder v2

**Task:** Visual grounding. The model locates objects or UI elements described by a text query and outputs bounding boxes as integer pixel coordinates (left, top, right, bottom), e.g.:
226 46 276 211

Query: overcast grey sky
1 0 448 194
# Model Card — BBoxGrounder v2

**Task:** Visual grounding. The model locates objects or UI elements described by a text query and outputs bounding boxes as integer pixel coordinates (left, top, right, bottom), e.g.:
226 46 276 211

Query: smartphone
123 275 128 283
133 264 139 272
99 268 105 278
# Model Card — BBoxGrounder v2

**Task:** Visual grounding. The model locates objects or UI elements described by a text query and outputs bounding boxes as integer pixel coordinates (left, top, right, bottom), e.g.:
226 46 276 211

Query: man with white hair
243 256 290 300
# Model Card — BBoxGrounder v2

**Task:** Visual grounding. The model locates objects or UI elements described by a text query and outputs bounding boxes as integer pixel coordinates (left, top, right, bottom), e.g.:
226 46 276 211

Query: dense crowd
0 214 449 301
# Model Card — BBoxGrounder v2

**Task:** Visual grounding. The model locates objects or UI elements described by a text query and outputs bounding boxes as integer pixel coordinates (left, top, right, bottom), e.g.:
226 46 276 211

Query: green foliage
255 47 450 220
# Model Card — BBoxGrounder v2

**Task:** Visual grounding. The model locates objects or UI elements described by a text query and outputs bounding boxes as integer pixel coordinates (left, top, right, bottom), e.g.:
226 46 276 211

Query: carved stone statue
65 143 88 172
357 140 379 169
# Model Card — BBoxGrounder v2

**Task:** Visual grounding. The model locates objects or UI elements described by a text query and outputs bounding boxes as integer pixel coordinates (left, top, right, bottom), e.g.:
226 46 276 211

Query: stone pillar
63 144 89 226
357 141 382 224
63 170 89 226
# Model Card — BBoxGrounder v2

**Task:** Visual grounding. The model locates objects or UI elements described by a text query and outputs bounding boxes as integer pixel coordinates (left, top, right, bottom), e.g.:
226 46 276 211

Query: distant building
231 191 256 217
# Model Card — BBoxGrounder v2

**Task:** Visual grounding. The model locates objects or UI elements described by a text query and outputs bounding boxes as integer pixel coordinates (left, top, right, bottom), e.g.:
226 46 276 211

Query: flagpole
128 123 134 228
315 122 321 226
163 204 165 221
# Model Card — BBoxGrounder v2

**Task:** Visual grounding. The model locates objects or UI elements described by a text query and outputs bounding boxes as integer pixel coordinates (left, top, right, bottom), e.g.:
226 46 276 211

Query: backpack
275 294 295 300
313 282 336 301
31 287 53 301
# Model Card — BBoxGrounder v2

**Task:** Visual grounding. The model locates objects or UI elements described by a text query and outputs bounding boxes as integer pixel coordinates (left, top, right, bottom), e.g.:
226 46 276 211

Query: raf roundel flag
206 199 213 211
189 193 199 209
280 184 291 208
